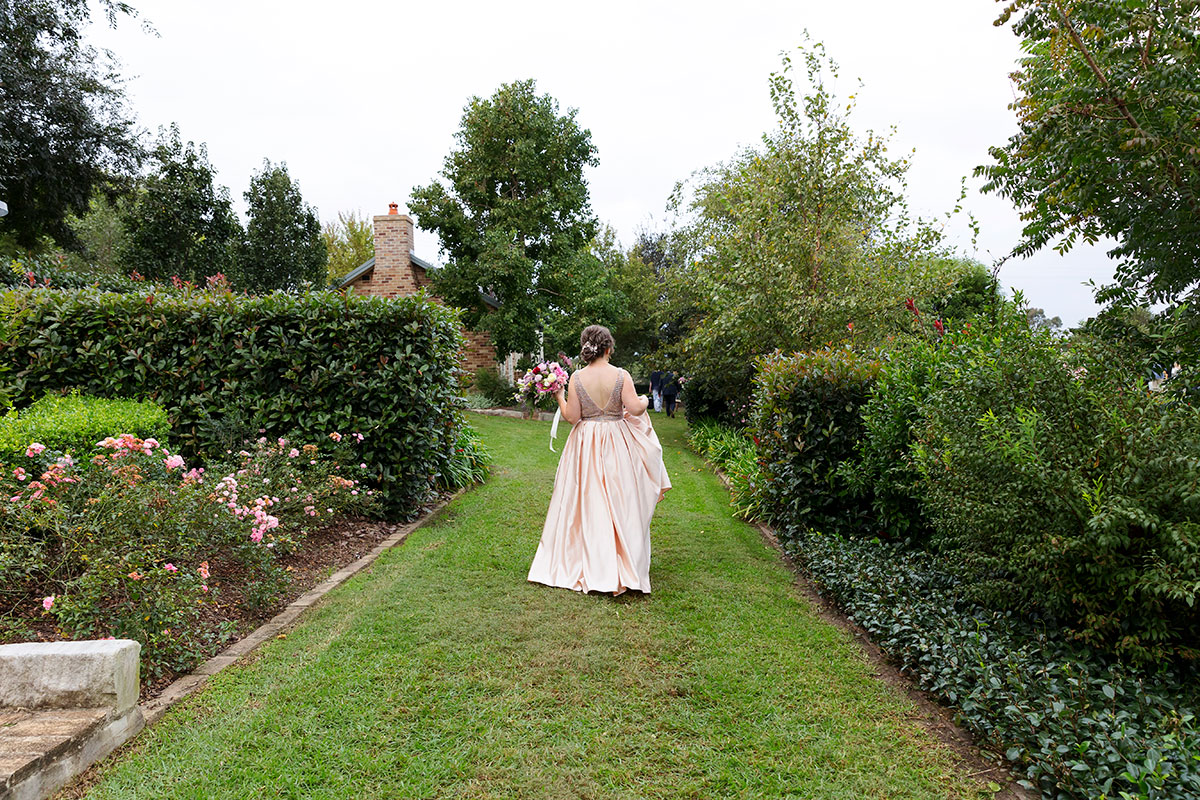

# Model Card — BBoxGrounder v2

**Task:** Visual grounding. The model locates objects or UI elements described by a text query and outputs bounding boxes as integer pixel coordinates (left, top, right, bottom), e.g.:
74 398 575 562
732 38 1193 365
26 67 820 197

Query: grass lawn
79 414 995 799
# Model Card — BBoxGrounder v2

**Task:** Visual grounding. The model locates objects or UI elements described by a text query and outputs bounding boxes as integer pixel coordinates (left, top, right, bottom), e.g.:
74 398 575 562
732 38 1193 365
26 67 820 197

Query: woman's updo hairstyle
579 325 615 364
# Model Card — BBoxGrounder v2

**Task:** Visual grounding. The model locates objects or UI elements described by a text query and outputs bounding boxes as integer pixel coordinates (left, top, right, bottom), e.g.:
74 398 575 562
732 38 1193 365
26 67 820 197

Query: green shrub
686 419 765 521
841 340 942 542
750 346 880 540
0 393 170 464
786 529 1200 800
914 306 1200 661
2 431 376 676
474 367 515 408
0 287 466 517
440 424 491 491
681 369 753 426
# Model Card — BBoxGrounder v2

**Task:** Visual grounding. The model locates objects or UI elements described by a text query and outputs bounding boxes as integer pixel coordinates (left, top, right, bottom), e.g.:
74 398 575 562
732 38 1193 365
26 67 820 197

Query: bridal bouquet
515 360 570 402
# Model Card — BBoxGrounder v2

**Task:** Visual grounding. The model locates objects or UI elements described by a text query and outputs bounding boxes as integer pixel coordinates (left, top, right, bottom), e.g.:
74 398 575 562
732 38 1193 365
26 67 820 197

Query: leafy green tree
590 226 662 368
410 79 599 357
63 190 134 275
1025 307 1063 333
322 210 373 285
0 0 143 248
238 160 326 292
668 42 969 421
122 126 241 284
978 0 1200 308
930 258 1002 325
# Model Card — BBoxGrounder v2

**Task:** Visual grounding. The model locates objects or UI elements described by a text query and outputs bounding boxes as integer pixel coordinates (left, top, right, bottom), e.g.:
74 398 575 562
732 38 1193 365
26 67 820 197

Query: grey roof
338 252 500 310
337 256 375 288
410 252 437 272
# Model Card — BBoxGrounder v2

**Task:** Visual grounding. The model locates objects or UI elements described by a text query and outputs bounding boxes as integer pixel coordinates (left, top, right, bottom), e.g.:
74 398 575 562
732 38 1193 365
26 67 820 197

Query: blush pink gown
527 371 671 595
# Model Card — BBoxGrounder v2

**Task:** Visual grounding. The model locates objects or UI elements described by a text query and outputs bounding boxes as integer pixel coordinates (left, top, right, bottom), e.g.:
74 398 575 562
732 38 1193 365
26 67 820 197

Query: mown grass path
81 415 992 799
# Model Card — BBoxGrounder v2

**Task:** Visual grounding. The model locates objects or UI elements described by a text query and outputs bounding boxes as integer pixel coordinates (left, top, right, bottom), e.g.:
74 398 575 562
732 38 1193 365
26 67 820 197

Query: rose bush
0 430 376 676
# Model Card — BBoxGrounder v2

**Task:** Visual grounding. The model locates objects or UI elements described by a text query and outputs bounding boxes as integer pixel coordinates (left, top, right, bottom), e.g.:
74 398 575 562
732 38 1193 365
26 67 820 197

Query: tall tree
122 125 241 284
63 190 133 275
410 79 599 357
322 210 374 285
668 42 967 420
0 0 143 248
978 0 1200 308
238 160 326 292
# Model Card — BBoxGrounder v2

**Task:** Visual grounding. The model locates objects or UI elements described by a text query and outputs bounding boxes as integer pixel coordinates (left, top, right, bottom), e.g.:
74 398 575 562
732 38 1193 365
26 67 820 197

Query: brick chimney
370 204 417 297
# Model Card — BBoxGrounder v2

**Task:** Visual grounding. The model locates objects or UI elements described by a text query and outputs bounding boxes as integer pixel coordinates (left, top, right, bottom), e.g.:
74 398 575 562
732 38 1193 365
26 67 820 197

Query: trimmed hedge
0 393 170 464
0 287 466 517
691 422 1200 800
750 346 881 539
911 309 1200 662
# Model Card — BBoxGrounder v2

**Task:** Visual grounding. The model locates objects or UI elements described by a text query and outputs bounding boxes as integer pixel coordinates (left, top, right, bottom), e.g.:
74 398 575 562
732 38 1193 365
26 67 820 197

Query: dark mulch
1 516 397 701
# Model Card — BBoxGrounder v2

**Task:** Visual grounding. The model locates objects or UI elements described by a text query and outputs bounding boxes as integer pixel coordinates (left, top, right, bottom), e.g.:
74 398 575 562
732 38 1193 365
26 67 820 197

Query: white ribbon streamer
550 407 562 451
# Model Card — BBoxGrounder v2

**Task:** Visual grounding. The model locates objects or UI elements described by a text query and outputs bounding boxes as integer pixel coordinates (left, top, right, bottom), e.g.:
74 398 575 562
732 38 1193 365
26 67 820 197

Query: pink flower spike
42 595 55 611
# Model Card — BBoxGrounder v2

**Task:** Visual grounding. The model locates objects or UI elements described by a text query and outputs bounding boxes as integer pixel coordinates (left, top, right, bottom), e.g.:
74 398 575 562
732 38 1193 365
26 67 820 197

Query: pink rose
163 454 185 470
330 432 343 443
288 448 300 458
163 563 178 572
26 443 46 457
42 595 55 611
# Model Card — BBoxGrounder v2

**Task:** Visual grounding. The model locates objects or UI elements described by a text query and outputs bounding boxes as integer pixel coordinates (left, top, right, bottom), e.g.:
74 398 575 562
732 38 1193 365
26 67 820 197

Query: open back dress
527 370 671 595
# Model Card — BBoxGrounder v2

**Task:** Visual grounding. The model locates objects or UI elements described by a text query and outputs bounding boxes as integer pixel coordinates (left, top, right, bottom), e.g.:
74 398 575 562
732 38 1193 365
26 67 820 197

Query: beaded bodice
574 372 624 421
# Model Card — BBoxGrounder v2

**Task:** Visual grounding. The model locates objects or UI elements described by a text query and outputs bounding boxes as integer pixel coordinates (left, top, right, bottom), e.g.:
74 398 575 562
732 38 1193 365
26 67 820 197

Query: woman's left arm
621 369 649 416
555 374 582 424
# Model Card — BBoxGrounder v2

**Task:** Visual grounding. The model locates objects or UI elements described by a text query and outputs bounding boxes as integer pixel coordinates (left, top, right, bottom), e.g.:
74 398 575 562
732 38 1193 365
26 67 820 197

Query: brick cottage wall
344 206 498 371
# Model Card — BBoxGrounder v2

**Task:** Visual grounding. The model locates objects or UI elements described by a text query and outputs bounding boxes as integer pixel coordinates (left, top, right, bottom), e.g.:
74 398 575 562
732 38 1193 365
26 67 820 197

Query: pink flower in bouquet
517 361 570 398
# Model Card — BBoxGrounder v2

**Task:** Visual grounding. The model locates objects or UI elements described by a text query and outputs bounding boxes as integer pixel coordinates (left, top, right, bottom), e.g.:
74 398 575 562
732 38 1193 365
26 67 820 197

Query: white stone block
0 640 140 713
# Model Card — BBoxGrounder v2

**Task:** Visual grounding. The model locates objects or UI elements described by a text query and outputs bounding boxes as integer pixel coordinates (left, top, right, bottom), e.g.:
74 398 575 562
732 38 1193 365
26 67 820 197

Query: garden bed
1 513 405 701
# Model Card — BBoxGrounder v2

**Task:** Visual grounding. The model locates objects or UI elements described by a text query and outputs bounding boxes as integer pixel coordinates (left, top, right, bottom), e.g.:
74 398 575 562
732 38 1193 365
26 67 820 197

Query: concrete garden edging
0 640 144 800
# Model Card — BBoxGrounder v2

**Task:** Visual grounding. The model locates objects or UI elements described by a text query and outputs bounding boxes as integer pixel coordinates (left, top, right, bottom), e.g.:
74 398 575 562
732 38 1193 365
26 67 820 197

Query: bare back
574 363 622 409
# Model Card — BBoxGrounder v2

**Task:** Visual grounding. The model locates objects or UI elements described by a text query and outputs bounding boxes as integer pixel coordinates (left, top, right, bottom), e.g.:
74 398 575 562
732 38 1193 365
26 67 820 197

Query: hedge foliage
789 531 1200 800
0 393 170 464
910 309 1200 662
0 287 466 517
693 421 1200 800
750 346 880 539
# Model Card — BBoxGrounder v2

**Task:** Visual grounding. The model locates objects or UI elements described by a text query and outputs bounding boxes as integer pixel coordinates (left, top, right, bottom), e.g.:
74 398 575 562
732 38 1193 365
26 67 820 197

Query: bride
527 325 672 595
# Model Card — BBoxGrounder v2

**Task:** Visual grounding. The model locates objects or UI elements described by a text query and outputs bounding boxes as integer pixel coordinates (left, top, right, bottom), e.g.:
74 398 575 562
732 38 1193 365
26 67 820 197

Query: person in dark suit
661 370 680 418
648 369 664 412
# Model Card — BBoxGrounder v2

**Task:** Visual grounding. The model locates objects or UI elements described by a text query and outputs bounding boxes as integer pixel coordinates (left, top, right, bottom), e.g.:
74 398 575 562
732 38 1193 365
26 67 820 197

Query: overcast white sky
90 0 1115 325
